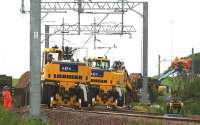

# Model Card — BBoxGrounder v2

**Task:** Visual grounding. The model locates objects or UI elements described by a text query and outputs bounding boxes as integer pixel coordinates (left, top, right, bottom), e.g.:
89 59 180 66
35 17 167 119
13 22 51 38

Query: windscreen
88 60 110 70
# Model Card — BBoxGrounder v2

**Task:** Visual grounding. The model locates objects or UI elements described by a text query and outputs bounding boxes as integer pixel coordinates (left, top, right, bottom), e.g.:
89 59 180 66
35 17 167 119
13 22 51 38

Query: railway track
14 105 200 124
41 106 200 124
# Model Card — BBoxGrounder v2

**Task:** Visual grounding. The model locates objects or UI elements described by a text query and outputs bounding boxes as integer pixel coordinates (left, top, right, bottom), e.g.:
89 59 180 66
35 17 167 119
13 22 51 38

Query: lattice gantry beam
44 24 136 35
41 1 142 13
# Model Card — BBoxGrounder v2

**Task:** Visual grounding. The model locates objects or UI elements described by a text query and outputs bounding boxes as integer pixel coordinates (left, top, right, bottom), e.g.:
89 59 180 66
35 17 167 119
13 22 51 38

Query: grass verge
0 106 49 125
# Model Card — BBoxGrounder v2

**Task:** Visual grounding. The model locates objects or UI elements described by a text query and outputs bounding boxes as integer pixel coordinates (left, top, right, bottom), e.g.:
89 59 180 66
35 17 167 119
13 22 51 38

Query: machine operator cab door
42 46 63 65
41 46 63 81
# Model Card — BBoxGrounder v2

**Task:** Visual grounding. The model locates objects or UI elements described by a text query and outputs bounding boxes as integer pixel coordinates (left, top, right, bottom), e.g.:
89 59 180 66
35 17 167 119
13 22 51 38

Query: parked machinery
42 46 91 108
85 57 134 107
166 91 184 114
41 46 137 108
112 61 136 105
158 57 192 113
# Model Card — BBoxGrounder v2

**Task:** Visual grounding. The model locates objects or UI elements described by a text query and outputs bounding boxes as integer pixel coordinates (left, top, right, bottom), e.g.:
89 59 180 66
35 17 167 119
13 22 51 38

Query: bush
162 76 200 115
149 104 164 114
0 106 49 125
181 76 200 100
183 100 200 115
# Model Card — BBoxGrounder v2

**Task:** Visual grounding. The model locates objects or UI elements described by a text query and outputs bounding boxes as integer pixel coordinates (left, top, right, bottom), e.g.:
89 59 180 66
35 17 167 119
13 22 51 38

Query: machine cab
43 46 63 65
86 57 110 70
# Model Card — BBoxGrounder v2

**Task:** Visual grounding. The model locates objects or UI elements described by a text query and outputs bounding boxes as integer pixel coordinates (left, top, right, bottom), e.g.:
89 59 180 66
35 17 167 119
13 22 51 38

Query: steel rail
41 106 200 123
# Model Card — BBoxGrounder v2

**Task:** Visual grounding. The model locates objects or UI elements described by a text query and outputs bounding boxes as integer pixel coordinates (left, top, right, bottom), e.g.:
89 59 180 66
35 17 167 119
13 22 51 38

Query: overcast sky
0 0 200 78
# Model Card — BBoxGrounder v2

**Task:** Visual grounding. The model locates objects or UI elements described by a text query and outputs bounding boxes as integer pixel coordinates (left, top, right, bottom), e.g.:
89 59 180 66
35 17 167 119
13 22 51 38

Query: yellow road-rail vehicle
41 46 135 108
86 57 134 107
42 46 91 108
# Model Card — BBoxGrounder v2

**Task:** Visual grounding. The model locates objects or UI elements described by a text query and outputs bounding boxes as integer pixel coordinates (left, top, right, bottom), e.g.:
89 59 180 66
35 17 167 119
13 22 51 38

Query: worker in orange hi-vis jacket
2 86 12 111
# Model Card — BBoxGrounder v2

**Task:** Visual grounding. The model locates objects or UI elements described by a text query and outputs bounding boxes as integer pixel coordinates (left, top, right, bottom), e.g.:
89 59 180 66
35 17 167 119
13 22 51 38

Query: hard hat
3 86 9 90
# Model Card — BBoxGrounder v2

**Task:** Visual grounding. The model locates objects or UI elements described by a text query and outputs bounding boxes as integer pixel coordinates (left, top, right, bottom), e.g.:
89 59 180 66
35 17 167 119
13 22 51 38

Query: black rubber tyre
41 82 57 107
88 86 99 107
117 95 124 107
112 89 124 107
75 85 88 107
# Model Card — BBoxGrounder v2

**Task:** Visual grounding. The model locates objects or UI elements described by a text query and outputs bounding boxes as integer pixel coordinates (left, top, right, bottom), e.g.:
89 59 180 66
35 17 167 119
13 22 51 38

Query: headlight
50 97 54 101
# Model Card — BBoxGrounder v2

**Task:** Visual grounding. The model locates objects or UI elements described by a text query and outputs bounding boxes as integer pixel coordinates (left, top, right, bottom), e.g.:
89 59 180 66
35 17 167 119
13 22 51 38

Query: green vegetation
188 52 200 74
136 120 163 125
0 106 49 125
154 52 200 115
12 78 18 86
131 102 164 114
175 76 200 115
159 76 200 115
183 99 200 115
123 120 164 125
162 78 176 90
